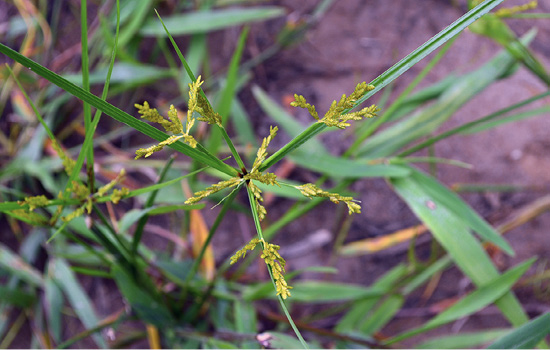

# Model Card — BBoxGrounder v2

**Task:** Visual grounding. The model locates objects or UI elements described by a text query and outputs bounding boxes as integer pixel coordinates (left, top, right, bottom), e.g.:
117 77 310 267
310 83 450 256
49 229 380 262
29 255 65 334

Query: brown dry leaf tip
297 183 361 215
291 82 379 129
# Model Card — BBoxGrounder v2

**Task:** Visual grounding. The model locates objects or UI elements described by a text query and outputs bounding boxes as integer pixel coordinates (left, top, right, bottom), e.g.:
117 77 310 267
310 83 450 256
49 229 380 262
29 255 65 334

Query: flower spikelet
196 95 222 126
230 238 292 299
18 195 49 211
188 76 222 127
246 172 279 187
185 177 241 205
242 125 280 220
230 238 260 264
290 95 319 120
496 0 537 17
135 134 197 159
97 169 126 197
167 105 184 134
12 209 49 225
135 144 164 159
260 241 292 299
62 206 86 222
134 100 198 159
297 183 361 215
71 181 91 201
51 140 76 175
291 82 378 129
135 102 180 133
111 188 130 204
247 181 267 221
252 126 278 172
321 82 378 129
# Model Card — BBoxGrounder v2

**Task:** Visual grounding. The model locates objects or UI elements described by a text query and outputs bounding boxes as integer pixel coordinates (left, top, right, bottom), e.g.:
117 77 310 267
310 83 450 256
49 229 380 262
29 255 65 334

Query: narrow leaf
0 243 43 287
417 329 511 349
111 265 174 328
387 258 536 344
0 43 238 177
488 313 550 349
51 259 107 348
141 7 285 36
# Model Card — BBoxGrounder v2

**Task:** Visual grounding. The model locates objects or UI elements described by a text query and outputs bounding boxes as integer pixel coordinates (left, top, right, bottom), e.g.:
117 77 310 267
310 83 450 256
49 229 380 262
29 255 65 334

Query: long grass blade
51 258 107 348
141 7 284 36
386 258 536 344
207 27 249 155
259 0 505 172
154 11 246 170
488 313 550 349
390 167 529 328
0 43 237 177
357 38 523 159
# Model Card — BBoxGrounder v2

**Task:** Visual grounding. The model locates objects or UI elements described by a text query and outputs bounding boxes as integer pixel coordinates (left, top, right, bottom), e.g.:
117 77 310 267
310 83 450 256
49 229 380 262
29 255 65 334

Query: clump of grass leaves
2 0 550 348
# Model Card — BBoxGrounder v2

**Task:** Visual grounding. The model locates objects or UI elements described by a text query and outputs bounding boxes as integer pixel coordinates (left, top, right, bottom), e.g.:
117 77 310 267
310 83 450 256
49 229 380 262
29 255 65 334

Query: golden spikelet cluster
230 238 292 299
134 76 225 159
260 241 292 299
18 195 49 211
495 0 537 17
185 126 279 221
291 82 379 129
188 78 222 127
134 103 197 159
50 139 76 175
230 238 260 264
297 183 361 215
184 178 242 205
60 169 129 223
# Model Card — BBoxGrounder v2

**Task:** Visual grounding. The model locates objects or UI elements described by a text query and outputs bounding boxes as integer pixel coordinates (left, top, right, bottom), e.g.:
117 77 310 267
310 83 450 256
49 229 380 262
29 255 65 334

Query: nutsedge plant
3 0 550 347
136 74 377 300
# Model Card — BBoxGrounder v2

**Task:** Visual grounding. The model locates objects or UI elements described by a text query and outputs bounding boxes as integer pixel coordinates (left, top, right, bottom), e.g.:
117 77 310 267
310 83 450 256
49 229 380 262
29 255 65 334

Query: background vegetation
1 0 550 348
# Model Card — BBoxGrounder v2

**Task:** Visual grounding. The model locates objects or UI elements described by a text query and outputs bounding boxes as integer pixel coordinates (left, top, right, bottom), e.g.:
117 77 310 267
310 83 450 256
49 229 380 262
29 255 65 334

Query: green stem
346 35 458 156
220 126 246 171
92 204 133 261
260 0 504 172
397 90 550 157
259 123 325 172
81 0 94 193
245 184 308 349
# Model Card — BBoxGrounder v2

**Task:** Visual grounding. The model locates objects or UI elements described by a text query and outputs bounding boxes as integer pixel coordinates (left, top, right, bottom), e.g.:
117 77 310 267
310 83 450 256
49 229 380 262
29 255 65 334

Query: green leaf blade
140 7 285 36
